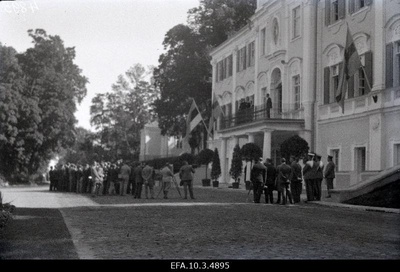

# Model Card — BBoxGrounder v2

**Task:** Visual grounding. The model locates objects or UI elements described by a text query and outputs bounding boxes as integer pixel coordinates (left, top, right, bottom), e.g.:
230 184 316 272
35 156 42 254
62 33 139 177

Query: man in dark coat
290 156 303 203
263 158 277 204
251 158 267 203
324 155 336 198
133 162 144 199
276 158 293 205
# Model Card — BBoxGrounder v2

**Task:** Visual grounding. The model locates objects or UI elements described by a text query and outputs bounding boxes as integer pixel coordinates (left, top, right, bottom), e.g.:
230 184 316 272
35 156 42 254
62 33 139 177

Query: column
254 26 260 106
372 0 385 91
232 47 238 115
262 129 273 160
220 137 228 183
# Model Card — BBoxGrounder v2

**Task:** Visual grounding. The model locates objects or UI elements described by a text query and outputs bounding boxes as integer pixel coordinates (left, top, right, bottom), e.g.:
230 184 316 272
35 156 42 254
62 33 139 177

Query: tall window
323 63 342 104
248 41 255 67
261 28 266 56
349 0 372 14
228 55 233 77
355 147 366 172
325 0 346 25
331 149 340 171
358 67 366 96
293 75 301 110
292 6 301 39
237 46 247 72
332 64 340 102
217 55 233 82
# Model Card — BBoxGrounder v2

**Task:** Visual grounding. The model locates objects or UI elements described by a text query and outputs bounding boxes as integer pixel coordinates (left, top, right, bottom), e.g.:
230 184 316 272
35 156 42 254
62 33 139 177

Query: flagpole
191 97 212 139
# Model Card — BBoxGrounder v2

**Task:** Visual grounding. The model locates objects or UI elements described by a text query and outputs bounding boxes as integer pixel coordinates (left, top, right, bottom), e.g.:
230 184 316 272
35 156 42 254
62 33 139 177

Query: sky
0 0 199 130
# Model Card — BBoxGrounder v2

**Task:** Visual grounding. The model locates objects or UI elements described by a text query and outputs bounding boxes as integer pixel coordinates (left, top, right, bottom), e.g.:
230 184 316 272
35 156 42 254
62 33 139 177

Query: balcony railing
220 103 304 130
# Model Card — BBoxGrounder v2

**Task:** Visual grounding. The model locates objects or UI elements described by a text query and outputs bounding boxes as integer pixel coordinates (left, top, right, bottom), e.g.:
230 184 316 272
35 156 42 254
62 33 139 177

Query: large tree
153 0 256 137
0 29 88 181
90 64 158 162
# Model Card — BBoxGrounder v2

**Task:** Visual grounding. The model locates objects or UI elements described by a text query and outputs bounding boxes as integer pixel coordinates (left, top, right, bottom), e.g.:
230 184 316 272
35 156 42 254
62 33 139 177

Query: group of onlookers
250 153 336 205
48 160 198 200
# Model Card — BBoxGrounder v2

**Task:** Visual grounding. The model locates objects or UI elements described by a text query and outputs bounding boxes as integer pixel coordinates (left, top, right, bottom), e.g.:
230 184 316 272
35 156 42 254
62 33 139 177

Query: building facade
209 0 400 188
139 121 187 161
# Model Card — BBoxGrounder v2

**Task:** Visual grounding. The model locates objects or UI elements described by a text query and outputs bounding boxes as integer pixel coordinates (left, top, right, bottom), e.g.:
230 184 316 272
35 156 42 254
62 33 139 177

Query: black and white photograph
0 0 399 266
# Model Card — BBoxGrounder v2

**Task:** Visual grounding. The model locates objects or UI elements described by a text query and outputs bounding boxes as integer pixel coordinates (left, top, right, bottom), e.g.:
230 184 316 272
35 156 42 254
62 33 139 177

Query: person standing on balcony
324 155 336 198
266 93 272 118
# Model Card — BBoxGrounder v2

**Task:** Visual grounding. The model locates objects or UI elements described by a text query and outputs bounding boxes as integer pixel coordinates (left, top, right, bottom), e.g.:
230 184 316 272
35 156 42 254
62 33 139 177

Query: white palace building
208 0 400 188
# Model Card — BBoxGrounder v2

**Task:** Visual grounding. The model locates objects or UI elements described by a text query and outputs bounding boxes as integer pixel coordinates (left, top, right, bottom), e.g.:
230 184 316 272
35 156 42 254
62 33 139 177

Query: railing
220 103 304 130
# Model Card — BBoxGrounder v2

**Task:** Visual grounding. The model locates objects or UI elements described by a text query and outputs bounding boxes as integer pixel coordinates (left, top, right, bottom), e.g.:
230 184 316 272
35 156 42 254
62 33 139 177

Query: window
323 63 342 104
355 147 366 172
237 46 247 72
293 75 301 110
248 41 255 67
292 6 301 39
358 67 366 96
261 28 266 56
325 0 346 25
394 144 400 166
216 55 233 82
228 55 233 77
349 0 372 14
330 149 340 171
332 0 339 21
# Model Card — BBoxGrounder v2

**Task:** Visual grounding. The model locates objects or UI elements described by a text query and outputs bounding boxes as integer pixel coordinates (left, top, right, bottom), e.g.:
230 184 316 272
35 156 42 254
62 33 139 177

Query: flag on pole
335 24 363 113
208 94 224 135
186 98 203 137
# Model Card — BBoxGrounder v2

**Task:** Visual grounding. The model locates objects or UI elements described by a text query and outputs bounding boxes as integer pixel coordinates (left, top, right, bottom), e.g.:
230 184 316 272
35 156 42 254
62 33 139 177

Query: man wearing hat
324 155 336 198
302 153 316 202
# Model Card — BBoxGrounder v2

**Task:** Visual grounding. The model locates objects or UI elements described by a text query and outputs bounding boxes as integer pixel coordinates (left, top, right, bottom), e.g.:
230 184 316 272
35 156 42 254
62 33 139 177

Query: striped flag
335 24 363 112
186 99 203 137
208 94 224 135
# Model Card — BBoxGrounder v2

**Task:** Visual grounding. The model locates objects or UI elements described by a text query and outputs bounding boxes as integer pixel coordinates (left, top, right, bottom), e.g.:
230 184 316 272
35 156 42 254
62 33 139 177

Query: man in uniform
324 155 336 198
276 158 293 205
302 153 315 202
251 158 267 203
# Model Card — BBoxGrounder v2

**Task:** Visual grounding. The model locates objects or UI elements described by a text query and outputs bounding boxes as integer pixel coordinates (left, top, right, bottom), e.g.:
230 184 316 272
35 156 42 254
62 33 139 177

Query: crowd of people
250 153 336 205
48 160 197 200
48 153 335 204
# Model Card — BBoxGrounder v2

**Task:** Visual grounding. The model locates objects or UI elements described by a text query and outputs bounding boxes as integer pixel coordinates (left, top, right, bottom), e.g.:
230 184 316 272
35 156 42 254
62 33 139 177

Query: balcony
219 103 305 130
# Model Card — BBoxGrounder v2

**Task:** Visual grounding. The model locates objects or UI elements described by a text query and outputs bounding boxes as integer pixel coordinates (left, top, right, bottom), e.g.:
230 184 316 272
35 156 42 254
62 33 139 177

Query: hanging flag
335 24 363 112
208 94 224 135
186 98 203 137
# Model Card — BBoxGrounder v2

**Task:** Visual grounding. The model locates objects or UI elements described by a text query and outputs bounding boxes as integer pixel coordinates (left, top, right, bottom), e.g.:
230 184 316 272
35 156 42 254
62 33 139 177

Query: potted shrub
229 144 242 189
197 148 214 186
240 143 262 190
280 135 310 162
211 148 221 188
